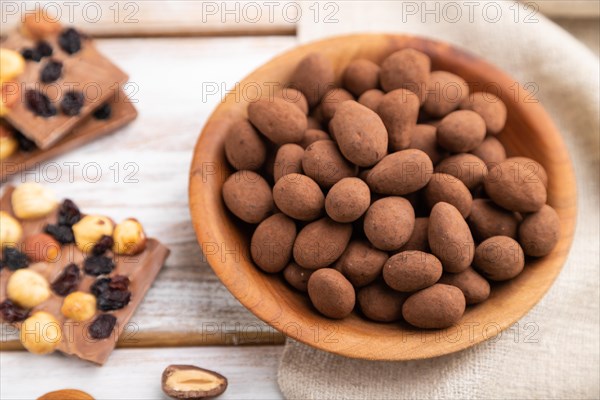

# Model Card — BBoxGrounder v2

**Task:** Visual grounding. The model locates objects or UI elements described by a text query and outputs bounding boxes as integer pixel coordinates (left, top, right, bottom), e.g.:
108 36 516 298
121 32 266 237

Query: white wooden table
1 2 597 399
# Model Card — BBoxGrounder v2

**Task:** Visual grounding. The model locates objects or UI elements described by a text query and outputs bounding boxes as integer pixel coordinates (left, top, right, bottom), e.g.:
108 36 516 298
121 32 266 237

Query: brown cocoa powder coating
474 235 525 281
358 281 407 322
283 261 314 292
506 156 549 188
437 110 486 153
272 173 324 221
468 199 520 242
319 88 354 120
364 196 415 251
330 101 389 167
224 120 266 171
438 267 490 305
343 59 381 96
358 89 385 112
222 171 273 224
337 240 388 287
518 204 560 257
307 268 355 319
302 140 357 188
378 89 420 151
484 159 547 212
274 143 304 182
293 217 352 269
428 202 474 273
424 173 473 218
279 87 309 115
307 116 323 130
325 177 371 223
471 136 507 167
247 97 307 145
383 250 443 292
459 91 507 135
366 149 434 196
423 71 469 118
397 217 430 252
250 213 297 273
380 48 431 103
402 284 466 329
290 52 335 107
409 124 447 165
299 129 330 149
435 153 488 190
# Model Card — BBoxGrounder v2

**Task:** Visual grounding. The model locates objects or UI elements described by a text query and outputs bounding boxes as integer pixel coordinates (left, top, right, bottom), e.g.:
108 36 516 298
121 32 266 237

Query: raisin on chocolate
36 41 53 57
45 224 75 244
1 247 29 271
51 263 81 296
93 103 112 120
92 235 114 256
25 90 57 118
13 130 37 152
57 199 81 227
88 314 117 339
90 275 131 311
84 255 115 276
58 28 82 55
21 48 42 62
0 300 30 323
60 91 85 116
40 59 63 83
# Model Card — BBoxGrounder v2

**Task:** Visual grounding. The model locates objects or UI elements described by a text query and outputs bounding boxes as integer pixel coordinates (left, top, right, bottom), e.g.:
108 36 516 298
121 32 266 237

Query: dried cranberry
57 199 81 227
93 103 112 120
92 235 114 256
21 48 41 62
88 314 117 339
84 255 115 276
25 90 57 118
90 275 131 311
58 28 82 55
0 300 30 323
1 247 29 270
36 41 53 57
45 224 75 244
40 59 63 83
60 91 84 116
51 263 81 296
14 130 37 152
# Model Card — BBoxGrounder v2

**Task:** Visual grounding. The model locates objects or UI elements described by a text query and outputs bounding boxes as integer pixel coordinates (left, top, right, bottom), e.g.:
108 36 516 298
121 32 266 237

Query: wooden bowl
189 34 576 360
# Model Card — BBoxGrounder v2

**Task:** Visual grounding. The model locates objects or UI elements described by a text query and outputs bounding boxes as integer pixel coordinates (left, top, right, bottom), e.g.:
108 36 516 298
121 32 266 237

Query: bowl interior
189 34 576 360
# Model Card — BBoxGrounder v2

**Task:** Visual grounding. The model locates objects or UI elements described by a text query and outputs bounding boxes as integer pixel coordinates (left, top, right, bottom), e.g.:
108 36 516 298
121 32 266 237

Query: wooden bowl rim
189 33 577 361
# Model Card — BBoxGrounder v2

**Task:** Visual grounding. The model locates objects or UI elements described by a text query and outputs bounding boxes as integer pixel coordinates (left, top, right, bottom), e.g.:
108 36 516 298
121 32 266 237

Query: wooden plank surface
0 1 295 37
1 35 298 349
0 345 283 399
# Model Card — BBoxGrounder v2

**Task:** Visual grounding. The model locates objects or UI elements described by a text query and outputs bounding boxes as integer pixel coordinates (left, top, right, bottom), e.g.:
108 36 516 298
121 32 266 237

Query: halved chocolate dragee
0 90 137 181
1 15 129 149
0 184 170 364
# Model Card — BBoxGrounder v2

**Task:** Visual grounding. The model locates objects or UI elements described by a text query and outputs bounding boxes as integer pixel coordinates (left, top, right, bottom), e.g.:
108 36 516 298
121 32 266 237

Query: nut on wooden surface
37 389 94 400
162 364 228 399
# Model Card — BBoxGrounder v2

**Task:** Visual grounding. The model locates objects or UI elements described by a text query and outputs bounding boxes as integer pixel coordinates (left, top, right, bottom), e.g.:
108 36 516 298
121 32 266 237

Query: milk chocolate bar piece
2 25 128 149
0 187 170 364
0 91 137 181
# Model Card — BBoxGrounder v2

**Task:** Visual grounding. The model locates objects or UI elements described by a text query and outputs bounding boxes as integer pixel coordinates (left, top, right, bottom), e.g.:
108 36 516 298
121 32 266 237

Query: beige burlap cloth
278 2 600 398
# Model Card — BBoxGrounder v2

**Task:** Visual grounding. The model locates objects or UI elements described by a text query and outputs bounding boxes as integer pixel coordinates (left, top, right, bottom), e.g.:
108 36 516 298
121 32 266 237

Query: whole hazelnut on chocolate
0 211 23 248
23 233 61 263
7 268 51 308
72 215 114 253
61 291 97 322
20 311 62 355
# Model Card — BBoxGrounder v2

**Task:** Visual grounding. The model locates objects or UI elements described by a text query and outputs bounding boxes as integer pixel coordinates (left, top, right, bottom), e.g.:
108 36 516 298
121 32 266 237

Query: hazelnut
0 127 18 160
0 81 21 117
6 268 51 308
0 48 26 83
19 311 62 355
11 183 58 220
112 218 147 255
61 291 96 322
162 365 228 399
72 215 114 253
0 211 23 248
23 233 61 262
